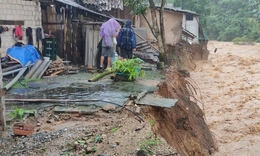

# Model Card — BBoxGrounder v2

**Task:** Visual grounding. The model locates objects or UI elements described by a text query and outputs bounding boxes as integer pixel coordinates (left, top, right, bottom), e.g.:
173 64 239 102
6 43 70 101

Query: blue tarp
7 45 42 66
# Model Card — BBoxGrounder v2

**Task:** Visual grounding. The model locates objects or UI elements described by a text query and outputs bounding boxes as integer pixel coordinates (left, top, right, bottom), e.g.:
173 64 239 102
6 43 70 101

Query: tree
125 0 167 62
170 0 211 27
205 0 260 42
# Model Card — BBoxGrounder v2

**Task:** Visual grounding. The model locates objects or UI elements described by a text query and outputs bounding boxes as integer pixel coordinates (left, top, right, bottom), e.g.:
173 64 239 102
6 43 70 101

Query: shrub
112 58 145 81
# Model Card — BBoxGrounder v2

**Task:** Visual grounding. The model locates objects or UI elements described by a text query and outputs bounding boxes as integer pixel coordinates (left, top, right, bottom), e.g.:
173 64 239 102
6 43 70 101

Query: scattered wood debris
45 60 66 76
44 60 79 76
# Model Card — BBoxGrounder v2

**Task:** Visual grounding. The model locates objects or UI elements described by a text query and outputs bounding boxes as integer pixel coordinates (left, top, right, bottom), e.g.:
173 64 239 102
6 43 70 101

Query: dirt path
191 41 260 156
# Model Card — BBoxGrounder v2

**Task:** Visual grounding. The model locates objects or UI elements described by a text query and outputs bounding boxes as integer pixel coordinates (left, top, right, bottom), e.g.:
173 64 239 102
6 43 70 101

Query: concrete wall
136 9 201 45
182 15 199 43
136 9 183 45
0 0 42 56
134 27 147 43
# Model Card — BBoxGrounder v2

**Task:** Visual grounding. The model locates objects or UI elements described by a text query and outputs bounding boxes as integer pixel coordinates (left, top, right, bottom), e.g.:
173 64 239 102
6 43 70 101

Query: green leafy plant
140 138 161 152
10 108 34 119
39 148 46 154
110 125 121 133
91 146 97 152
94 135 101 143
112 58 145 81
140 133 161 154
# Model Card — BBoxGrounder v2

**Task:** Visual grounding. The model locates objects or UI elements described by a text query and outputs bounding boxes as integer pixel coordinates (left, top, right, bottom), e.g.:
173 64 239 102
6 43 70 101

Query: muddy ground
1 41 259 156
1 69 180 156
192 41 260 156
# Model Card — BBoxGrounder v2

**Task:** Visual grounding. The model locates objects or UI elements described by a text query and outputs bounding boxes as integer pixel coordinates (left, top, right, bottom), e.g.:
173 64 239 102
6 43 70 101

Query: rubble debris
13 123 34 136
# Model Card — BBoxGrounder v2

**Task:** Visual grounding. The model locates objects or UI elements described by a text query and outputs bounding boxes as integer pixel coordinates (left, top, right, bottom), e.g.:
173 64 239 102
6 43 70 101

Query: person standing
99 18 121 71
117 20 136 60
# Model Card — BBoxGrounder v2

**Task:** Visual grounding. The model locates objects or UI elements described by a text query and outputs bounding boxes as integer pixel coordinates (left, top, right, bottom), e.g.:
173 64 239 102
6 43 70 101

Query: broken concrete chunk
102 104 116 112
135 106 141 114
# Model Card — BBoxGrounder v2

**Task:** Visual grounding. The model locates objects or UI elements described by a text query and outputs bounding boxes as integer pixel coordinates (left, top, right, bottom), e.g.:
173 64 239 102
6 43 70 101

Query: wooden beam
0 53 6 131
4 62 31 91
0 20 24 25
43 22 65 25
0 89 6 98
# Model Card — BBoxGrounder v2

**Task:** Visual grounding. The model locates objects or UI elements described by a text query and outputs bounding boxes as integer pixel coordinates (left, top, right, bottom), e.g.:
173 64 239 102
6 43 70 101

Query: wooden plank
2 67 23 76
136 41 148 46
4 62 31 90
0 53 6 131
24 60 43 79
2 64 22 73
0 89 6 97
135 32 159 52
31 60 49 78
37 60 52 78
0 20 24 25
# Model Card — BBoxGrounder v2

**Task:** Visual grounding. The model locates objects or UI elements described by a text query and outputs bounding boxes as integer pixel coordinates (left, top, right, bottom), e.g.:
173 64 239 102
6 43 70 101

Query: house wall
136 9 183 45
84 24 102 67
182 15 199 43
0 0 42 56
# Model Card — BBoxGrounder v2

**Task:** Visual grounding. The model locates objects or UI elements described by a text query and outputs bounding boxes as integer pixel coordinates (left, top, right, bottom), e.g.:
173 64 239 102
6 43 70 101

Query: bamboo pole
88 70 113 82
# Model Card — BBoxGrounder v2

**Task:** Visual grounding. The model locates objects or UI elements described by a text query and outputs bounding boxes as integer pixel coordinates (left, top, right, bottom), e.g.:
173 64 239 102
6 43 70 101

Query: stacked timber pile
45 60 66 76
66 66 80 74
44 60 79 76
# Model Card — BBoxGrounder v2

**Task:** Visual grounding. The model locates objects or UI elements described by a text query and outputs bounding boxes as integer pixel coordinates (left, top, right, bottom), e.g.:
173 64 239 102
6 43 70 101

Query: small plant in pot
111 58 145 81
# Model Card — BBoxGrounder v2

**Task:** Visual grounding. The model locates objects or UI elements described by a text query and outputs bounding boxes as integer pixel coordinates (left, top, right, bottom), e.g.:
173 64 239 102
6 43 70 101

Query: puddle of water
5 70 163 116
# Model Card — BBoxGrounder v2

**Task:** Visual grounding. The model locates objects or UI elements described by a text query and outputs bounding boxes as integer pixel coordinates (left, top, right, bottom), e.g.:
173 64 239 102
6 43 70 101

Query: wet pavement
5 69 167 118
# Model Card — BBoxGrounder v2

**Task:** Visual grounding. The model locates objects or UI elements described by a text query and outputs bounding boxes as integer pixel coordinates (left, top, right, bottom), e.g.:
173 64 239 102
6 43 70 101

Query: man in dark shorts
117 20 136 60
99 18 121 71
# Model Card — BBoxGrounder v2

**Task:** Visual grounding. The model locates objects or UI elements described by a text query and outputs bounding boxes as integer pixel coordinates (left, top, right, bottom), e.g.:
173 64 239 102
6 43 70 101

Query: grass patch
140 138 161 153
140 133 161 154
150 119 155 127
9 78 42 89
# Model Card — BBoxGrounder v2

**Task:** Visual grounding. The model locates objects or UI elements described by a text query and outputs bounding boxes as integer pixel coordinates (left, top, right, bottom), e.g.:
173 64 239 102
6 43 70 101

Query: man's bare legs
99 56 111 71
100 56 105 69
107 57 111 68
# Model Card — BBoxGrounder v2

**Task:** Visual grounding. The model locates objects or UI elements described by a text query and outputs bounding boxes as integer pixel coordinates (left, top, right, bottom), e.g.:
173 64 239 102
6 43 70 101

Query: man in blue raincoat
117 20 136 60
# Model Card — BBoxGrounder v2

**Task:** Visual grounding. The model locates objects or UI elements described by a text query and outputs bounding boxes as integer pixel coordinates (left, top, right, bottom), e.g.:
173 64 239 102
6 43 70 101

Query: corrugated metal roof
156 6 201 16
82 0 123 11
56 0 108 17
55 0 126 22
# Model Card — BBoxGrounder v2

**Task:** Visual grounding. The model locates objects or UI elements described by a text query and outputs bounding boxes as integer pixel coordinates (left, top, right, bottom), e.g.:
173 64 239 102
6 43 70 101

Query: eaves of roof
40 0 126 23
182 28 196 38
156 6 201 16
55 0 110 18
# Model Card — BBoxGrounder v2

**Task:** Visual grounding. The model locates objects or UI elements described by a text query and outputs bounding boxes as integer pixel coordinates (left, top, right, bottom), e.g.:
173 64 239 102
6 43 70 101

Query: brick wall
0 0 42 56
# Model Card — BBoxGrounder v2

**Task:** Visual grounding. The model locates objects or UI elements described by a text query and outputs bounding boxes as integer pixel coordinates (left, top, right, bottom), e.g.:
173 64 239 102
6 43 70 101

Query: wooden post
0 53 6 132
